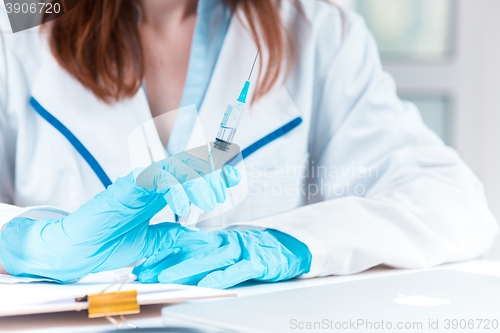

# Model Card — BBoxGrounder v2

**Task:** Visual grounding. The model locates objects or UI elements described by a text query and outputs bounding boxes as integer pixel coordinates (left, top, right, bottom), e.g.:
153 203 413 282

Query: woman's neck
139 0 199 145
141 0 199 29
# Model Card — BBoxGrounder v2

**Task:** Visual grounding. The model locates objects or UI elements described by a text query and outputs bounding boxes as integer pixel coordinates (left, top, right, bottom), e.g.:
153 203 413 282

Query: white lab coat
0 1 497 281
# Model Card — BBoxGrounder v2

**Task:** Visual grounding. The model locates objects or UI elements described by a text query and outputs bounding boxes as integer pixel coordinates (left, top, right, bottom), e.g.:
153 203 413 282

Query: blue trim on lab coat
31 96 302 190
30 97 113 189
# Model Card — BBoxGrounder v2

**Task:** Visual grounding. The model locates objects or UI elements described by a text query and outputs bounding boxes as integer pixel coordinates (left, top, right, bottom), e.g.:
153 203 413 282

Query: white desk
1 259 500 333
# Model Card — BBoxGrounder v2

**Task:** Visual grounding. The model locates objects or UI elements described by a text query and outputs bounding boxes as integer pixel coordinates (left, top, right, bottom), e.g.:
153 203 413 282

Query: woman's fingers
173 152 227 204
134 248 191 283
142 222 209 258
199 165 241 203
157 243 239 285
164 157 218 211
135 163 166 191
173 152 242 196
136 153 242 212
182 177 217 211
133 247 181 283
155 168 192 216
136 161 215 212
207 173 227 203
173 151 213 175
137 246 212 283
221 165 241 188
163 185 190 216
197 259 265 289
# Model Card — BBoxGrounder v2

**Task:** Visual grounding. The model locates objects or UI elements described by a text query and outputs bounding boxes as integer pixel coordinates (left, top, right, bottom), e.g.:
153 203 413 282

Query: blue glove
0 152 240 282
0 178 208 282
136 151 241 216
133 229 312 289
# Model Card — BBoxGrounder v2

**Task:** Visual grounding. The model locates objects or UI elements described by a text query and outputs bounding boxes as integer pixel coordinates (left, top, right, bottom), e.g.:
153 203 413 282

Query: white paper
0 268 235 317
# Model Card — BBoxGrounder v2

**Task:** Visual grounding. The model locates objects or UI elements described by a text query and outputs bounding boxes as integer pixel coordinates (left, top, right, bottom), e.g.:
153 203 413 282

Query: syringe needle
248 45 261 81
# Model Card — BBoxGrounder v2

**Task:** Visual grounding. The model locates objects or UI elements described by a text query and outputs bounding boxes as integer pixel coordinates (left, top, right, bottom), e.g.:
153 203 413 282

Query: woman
0 0 497 287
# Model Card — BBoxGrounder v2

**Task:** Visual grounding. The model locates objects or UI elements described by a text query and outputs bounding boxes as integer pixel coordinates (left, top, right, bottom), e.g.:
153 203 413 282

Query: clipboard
0 273 236 328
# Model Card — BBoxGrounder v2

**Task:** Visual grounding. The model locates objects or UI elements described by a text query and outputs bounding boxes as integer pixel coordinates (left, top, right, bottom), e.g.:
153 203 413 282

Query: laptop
161 270 500 333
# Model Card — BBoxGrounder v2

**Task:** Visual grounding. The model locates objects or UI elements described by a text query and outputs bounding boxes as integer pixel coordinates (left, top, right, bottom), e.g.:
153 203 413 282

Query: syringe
184 46 261 226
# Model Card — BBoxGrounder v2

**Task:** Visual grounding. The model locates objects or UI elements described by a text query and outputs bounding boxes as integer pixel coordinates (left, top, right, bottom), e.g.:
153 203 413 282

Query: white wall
453 0 500 258
384 0 500 258
338 0 500 258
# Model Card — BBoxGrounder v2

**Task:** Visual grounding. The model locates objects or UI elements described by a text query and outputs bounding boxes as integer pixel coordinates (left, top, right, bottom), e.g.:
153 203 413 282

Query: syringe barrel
216 102 245 143
216 127 236 143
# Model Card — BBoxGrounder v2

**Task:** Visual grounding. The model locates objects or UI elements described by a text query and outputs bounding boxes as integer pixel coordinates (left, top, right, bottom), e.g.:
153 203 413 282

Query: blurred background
335 0 500 258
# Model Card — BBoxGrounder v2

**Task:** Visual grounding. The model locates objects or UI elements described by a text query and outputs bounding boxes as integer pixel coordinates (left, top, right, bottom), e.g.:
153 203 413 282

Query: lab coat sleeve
234 10 499 278
0 31 16 210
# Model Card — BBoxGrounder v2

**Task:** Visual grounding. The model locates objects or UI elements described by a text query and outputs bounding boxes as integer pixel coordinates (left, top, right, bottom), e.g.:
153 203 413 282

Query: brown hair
43 0 294 104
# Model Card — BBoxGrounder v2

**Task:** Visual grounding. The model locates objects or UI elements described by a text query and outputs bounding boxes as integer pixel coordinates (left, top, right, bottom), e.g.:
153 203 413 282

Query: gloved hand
0 153 241 282
133 229 312 289
136 151 241 216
